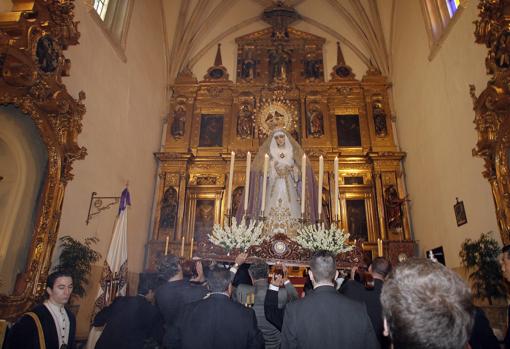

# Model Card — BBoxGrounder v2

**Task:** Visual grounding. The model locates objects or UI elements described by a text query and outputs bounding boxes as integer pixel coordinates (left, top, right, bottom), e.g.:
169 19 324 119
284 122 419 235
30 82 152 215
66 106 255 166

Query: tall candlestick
190 236 194 259
227 151 235 211
261 154 269 215
318 155 324 218
378 238 383 257
244 152 251 213
334 156 339 222
301 154 307 215
164 236 169 256
180 236 185 257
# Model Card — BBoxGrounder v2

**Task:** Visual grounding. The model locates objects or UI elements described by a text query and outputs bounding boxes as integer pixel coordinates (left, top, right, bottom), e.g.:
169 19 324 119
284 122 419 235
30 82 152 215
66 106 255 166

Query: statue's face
274 133 286 146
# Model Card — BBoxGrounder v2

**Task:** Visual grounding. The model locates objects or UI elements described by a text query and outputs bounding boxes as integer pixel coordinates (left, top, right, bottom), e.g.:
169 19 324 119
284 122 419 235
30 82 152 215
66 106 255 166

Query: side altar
145 3 414 269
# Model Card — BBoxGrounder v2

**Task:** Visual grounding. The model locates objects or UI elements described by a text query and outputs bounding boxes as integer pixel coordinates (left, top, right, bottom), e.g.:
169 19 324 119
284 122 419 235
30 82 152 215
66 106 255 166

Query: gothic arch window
90 0 134 62
421 0 465 60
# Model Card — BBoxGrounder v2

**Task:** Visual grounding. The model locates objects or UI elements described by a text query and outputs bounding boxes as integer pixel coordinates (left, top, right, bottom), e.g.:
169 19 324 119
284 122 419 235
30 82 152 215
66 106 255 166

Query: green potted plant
459 232 506 305
53 235 101 299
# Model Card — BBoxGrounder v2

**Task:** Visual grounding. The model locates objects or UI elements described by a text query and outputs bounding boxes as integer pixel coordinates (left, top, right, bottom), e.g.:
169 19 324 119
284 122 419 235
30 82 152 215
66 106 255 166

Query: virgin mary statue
237 129 319 238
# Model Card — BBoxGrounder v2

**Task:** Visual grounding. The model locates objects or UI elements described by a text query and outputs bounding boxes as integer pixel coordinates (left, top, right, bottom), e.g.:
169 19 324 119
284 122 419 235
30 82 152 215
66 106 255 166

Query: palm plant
459 232 506 305
53 235 101 298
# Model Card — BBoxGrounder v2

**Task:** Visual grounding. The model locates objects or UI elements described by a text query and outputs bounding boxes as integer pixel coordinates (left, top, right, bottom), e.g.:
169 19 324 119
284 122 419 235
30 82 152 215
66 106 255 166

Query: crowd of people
4 246 510 349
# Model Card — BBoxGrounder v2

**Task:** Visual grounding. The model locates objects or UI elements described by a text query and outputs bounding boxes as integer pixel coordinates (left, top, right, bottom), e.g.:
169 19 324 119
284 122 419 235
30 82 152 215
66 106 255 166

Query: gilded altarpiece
147 19 412 268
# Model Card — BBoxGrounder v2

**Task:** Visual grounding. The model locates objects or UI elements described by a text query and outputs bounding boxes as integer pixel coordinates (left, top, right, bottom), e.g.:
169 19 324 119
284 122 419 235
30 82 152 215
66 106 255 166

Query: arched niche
0 106 48 295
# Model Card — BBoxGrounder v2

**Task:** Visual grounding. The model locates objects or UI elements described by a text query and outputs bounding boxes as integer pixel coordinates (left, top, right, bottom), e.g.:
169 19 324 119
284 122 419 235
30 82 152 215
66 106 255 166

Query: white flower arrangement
208 217 266 253
294 223 354 255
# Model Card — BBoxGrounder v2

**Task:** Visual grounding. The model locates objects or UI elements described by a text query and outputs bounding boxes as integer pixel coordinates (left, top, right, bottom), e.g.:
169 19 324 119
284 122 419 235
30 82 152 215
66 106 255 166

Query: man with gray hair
280 250 379 349
380 258 474 349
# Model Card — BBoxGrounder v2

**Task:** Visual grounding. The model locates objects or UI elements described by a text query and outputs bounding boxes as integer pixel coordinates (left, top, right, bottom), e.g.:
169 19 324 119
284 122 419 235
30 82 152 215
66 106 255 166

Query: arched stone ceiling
162 0 395 85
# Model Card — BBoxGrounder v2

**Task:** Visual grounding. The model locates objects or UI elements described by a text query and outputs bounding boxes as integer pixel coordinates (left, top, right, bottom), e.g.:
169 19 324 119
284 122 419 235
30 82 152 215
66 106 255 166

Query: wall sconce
86 191 120 225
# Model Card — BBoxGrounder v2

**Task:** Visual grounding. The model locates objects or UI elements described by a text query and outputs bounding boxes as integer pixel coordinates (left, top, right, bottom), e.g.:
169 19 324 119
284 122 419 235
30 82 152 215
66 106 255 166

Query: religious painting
199 115 223 147
194 199 216 241
159 187 178 236
454 198 467 227
336 115 361 147
306 102 324 138
346 199 368 240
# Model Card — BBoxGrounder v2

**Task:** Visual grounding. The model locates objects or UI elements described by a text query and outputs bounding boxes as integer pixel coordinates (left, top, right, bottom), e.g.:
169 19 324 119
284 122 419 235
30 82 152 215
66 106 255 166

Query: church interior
0 0 508 344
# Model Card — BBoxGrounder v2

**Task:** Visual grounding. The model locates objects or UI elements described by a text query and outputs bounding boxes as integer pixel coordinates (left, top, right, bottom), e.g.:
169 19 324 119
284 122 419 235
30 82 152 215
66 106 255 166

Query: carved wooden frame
0 0 85 319
472 0 510 244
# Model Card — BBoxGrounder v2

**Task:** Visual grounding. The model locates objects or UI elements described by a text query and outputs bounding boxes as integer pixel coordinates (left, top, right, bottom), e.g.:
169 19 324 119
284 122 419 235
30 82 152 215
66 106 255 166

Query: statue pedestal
195 233 366 269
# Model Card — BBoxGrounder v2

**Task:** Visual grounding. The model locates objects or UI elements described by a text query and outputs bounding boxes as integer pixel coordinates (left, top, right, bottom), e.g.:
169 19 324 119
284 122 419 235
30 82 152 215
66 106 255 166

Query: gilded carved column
471 0 510 244
374 170 387 240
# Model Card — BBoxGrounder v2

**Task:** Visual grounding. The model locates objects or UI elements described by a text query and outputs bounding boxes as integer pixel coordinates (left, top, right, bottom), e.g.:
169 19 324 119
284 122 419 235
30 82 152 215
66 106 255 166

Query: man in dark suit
340 257 391 348
280 250 379 349
169 266 264 349
93 276 163 349
155 255 208 348
6 271 76 349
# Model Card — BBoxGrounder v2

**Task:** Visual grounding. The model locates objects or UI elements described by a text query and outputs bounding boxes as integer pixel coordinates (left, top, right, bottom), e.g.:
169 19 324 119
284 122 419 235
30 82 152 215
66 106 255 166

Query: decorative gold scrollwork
472 0 510 243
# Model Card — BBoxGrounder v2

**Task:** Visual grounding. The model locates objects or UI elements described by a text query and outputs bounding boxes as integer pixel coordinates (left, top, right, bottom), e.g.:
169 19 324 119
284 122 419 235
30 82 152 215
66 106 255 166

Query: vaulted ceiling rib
164 0 393 84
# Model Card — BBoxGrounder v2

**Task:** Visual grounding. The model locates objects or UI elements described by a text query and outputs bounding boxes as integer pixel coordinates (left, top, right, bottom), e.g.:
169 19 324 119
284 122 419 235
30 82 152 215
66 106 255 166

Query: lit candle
180 236 185 257
301 154 307 215
378 238 383 257
244 152 251 213
164 236 169 256
227 151 235 211
318 155 323 218
261 154 269 215
190 236 194 259
334 156 339 222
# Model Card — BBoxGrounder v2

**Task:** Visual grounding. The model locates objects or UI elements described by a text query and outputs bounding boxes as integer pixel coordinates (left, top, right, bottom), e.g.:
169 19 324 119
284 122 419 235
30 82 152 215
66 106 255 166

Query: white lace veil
236 129 319 223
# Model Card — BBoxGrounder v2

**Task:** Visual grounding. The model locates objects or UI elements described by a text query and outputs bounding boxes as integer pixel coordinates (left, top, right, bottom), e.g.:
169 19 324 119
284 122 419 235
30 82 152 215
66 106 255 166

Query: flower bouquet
208 217 266 254
294 223 354 255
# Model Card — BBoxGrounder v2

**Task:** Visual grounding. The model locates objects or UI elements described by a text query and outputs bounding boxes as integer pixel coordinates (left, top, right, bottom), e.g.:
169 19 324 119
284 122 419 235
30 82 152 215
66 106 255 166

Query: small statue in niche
171 104 186 139
372 100 388 137
237 103 254 139
159 187 178 231
304 53 321 79
241 48 256 80
307 103 324 137
384 185 405 232
495 32 510 68
269 44 291 81
36 36 59 73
